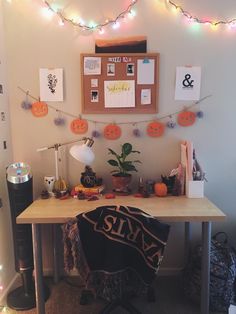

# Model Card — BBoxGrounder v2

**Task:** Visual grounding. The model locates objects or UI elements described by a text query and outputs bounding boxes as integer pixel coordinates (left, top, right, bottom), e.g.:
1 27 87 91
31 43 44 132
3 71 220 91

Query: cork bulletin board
81 53 159 114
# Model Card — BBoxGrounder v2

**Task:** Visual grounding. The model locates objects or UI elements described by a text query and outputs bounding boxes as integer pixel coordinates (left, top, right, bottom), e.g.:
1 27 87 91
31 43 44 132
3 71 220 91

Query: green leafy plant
107 143 141 177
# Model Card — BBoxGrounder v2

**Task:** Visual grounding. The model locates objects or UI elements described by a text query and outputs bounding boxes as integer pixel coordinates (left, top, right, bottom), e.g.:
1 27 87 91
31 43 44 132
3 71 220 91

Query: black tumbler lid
6 162 32 184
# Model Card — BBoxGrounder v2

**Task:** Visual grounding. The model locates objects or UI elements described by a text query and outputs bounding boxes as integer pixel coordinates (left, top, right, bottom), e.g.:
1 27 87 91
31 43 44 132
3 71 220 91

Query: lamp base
7 284 50 311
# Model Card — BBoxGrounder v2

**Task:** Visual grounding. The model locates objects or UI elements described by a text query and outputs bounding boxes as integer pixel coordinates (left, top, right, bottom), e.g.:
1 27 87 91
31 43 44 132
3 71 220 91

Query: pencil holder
186 180 204 198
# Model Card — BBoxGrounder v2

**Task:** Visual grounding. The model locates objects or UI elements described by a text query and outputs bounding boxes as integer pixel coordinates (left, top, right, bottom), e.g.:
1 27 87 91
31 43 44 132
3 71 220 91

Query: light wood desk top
17 195 226 224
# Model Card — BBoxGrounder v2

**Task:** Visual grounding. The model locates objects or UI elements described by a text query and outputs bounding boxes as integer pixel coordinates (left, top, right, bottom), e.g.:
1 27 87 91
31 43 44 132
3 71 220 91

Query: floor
4 276 226 314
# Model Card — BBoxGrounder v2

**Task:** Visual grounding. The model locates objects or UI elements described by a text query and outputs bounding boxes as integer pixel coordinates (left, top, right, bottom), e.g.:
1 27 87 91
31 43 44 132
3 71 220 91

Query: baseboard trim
0 273 19 305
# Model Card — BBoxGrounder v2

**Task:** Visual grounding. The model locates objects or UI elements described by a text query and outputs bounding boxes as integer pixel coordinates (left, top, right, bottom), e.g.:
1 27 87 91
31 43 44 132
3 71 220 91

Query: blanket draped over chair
62 205 170 301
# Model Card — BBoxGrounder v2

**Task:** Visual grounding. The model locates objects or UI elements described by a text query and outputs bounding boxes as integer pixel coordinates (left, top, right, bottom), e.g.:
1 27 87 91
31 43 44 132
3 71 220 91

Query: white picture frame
39 68 64 102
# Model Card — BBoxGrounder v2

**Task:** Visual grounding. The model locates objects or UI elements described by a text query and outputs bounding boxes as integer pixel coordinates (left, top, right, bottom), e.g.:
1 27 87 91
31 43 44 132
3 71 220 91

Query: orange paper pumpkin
178 111 196 127
104 124 121 140
154 183 168 197
70 118 88 134
31 101 48 117
147 121 165 137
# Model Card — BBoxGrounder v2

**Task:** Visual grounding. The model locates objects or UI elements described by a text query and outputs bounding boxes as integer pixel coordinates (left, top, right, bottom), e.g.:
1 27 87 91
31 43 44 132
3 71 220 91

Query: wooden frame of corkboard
81 53 159 114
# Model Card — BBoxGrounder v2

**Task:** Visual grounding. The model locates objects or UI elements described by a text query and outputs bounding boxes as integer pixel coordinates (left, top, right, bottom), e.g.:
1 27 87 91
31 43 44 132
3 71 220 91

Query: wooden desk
17 196 226 314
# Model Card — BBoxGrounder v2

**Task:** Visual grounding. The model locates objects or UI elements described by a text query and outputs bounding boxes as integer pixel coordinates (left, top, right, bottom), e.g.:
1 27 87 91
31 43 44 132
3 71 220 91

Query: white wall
2 0 236 272
0 0 15 304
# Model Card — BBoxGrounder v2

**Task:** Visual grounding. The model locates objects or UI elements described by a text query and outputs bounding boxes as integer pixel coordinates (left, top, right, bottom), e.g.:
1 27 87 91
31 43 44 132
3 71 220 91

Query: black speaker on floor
6 162 49 310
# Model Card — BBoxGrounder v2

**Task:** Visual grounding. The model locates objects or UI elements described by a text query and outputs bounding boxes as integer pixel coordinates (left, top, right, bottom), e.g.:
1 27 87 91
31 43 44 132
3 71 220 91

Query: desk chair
63 205 170 314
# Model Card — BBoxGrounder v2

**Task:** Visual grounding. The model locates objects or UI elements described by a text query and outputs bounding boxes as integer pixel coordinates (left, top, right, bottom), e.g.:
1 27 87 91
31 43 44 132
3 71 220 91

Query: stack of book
71 184 105 197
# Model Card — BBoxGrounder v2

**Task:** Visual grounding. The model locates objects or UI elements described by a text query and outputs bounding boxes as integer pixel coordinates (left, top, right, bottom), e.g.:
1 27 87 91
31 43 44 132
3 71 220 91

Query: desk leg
184 222 191 266
32 224 45 314
53 224 60 284
201 222 211 314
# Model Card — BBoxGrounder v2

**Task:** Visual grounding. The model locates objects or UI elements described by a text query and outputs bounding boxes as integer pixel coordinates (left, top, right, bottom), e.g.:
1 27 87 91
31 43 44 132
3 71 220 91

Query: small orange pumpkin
154 182 168 197
104 124 121 140
147 121 165 137
31 101 48 117
70 118 88 134
178 111 196 127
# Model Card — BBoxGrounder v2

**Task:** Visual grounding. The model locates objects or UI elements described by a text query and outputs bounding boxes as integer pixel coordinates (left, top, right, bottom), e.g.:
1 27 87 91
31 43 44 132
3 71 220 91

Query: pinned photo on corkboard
127 63 135 76
95 36 147 53
107 64 115 76
91 90 99 102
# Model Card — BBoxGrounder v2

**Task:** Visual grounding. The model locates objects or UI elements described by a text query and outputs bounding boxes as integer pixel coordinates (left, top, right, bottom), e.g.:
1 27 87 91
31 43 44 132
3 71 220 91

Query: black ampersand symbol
182 74 194 87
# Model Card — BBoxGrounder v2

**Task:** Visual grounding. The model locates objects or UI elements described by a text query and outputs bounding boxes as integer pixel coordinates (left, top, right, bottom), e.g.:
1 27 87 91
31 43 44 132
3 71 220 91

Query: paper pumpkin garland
104 124 121 140
177 111 196 127
31 101 48 117
70 118 88 134
147 121 165 137
20 87 208 139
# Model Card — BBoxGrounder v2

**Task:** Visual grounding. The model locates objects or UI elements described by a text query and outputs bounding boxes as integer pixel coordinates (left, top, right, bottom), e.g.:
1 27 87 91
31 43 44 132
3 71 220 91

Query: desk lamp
37 137 95 181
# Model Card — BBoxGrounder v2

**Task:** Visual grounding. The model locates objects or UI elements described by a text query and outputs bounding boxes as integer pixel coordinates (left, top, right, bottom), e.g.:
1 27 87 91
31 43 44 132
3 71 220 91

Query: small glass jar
146 180 155 194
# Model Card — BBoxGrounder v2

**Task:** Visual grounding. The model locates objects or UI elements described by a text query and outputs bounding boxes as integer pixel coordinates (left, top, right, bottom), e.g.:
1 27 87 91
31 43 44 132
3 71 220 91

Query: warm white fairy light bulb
79 19 85 26
59 19 65 26
99 28 105 34
41 7 54 19
0 265 2 271
112 21 120 29
128 10 136 18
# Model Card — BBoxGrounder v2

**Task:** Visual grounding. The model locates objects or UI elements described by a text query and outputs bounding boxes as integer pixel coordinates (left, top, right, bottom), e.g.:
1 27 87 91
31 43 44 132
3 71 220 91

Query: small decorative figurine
44 175 55 195
80 166 97 188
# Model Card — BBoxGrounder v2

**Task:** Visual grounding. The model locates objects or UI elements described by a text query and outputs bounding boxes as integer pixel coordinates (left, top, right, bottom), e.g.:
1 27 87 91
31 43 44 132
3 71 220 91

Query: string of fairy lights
0 264 7 312
5 0 236 32
42 0 137 32
166 0 236 28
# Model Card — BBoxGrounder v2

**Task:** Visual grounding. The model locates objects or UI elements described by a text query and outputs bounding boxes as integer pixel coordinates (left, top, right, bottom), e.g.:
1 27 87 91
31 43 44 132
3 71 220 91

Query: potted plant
107 143 141 193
